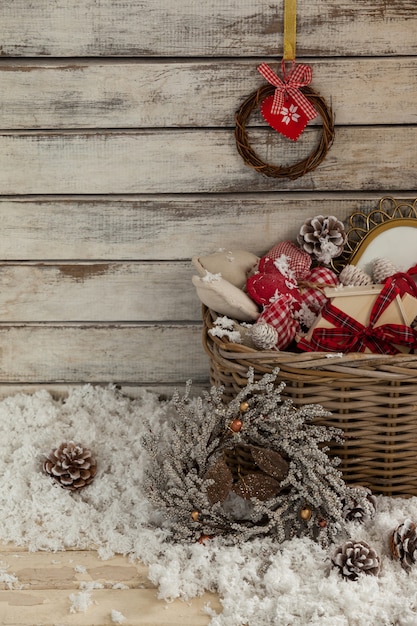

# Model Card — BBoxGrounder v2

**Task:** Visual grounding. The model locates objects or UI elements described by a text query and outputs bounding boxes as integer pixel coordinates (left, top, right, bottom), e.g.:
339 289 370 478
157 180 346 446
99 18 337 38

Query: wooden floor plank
0 546 222 625
0 589 219 625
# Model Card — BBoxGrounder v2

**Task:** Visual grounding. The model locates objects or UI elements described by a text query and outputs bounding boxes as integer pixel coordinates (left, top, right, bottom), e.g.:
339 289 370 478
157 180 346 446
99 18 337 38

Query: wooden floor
0 543 222 625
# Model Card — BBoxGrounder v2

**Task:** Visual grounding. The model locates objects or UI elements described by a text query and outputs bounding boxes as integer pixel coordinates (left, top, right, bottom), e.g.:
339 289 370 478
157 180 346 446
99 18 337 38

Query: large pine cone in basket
43 441 97 491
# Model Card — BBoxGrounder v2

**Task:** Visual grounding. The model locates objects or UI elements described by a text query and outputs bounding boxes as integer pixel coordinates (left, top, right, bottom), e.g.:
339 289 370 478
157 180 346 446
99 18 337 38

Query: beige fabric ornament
372 257 399 284
43 441 97 491
192 249 259 288
339 264 372 287
192 274 259 322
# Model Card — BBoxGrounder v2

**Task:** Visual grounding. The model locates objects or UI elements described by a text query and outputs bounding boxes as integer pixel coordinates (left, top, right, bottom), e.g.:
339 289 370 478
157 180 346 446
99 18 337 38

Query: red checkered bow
298 276 417 354
257 61 318 120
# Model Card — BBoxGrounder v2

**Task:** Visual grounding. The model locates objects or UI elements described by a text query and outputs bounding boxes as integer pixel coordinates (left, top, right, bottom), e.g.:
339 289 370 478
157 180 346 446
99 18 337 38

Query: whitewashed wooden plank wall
0 0 415 396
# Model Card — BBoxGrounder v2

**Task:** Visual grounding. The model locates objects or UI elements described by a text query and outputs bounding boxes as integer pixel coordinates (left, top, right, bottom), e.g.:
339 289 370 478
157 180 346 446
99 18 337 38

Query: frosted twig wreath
235 83 334 180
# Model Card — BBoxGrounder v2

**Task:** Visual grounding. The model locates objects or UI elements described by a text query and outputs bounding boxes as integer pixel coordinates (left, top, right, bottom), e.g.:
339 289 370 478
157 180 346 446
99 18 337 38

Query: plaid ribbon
298 276 417 354
257 61 318 120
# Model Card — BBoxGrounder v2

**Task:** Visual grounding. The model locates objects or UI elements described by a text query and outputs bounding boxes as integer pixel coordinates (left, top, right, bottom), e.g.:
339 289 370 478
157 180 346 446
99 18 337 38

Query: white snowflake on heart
281 103 300 125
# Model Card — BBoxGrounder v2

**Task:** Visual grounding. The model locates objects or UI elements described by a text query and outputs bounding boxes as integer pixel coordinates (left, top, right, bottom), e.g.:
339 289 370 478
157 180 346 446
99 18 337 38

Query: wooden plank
0 128 415 194
0 194 412 261
0 324 209 384
0 262 199 322
0 0 415 57
0 58 415 128
0 545 222 625
0 589 217 625
0 549 151 591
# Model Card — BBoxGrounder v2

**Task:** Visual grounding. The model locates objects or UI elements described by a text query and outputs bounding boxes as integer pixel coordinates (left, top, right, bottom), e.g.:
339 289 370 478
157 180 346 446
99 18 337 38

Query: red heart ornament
246 272 301 307
260 94 309 141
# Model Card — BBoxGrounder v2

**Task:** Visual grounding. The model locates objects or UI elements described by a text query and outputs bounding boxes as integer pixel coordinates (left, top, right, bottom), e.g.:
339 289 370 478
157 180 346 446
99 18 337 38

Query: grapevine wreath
235 79 334 180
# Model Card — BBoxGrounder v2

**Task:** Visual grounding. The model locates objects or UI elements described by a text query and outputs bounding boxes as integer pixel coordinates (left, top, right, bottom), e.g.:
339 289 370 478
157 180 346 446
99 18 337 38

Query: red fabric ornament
256 296 299 350
299 266 339 313
260 94 310 141
258 61 318 142
259 241 311 280
246 271 300 307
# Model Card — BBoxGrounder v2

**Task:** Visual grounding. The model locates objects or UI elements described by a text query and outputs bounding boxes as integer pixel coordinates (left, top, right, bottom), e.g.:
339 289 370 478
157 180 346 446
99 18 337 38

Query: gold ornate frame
333 196 417 273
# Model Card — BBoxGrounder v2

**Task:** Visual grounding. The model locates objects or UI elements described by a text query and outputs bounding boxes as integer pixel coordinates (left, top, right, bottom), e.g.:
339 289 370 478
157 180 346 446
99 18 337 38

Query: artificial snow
209 316 243 343
0 385 417 625
111 609 127 623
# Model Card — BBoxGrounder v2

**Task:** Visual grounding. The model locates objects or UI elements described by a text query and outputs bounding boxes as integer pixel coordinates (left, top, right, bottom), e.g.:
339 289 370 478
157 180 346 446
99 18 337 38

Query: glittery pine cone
339 264 372 287
43 441 97 491
390 519 417 570
331 540 380 581
297 215 347 265
372 257 399 284
250 320 279 350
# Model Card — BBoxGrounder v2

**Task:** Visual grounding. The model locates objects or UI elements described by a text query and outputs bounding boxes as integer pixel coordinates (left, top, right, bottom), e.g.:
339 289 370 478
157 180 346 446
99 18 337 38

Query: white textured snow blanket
1 384 417 626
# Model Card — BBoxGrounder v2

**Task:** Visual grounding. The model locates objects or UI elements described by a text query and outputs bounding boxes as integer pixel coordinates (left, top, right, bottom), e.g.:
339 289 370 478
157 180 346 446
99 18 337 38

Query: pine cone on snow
331 540 380 581
390 519 417 570
297 215 347 265
43 441 97 491
342 486 377 523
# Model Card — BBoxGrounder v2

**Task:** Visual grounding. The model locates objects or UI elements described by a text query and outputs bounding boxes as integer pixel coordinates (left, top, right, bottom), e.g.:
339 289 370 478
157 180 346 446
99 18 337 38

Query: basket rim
202 305 417 380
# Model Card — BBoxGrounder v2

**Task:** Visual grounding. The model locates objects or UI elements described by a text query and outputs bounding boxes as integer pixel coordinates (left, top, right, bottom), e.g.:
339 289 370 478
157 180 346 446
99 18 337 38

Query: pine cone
297 215 347 265
342 486 377 523
390 519 417 570
372 257 399 283
250 321 279 350
331 540 380 581
339 264 372 287
44 441 97 491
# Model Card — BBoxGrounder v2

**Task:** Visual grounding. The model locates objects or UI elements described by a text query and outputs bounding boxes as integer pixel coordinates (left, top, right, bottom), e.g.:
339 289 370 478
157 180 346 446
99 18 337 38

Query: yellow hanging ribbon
283 0 297 61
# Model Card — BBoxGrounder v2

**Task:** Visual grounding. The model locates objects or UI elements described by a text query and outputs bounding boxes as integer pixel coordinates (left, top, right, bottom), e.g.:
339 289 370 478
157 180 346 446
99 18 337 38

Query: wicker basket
202 305 417 497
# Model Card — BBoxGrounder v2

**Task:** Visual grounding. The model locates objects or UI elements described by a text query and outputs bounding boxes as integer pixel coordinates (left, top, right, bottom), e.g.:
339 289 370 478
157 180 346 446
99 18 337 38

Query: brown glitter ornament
191 511 200 522
239 401 249 413
205 444 289 504
205 458 233 504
